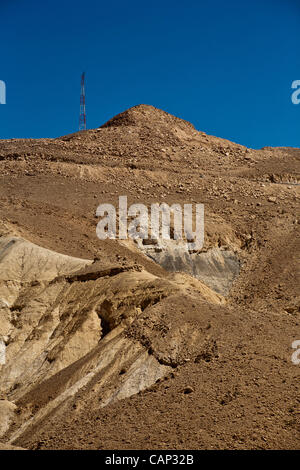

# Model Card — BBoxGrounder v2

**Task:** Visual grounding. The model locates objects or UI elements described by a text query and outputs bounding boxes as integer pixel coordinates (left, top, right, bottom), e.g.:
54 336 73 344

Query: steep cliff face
0 234 224 445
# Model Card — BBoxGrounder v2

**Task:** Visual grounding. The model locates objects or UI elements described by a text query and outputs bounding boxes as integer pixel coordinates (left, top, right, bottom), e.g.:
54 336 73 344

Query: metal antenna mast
79 72 86 131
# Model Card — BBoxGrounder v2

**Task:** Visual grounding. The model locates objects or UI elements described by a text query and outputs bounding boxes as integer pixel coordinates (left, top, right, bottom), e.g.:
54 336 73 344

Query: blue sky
0 0 299 148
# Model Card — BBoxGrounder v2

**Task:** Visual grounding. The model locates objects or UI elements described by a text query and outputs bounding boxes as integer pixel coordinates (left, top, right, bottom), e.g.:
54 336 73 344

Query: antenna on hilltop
79 72 86 131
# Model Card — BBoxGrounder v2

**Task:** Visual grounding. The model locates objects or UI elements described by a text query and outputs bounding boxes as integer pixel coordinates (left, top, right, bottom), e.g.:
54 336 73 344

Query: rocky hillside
0 105 299 449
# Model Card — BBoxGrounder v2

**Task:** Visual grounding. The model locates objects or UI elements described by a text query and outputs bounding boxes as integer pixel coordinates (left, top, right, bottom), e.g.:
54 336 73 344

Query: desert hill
0 105 299 449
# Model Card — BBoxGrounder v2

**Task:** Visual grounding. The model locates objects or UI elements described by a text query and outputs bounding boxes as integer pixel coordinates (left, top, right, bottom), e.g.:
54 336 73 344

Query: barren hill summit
100 104 196 131
1 104 299 180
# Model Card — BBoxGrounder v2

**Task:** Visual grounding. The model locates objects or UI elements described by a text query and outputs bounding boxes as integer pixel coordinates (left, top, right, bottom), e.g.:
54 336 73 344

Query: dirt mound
101 104 195 131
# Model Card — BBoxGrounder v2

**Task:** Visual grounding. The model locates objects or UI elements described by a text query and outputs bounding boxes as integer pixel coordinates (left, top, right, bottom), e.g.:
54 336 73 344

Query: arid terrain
0 104 299 450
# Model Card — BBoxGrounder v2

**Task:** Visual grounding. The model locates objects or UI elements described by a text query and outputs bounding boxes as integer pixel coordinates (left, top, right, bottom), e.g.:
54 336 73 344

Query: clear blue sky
0 0 299 148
